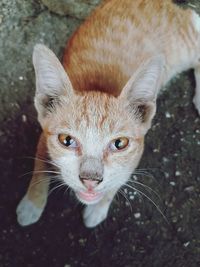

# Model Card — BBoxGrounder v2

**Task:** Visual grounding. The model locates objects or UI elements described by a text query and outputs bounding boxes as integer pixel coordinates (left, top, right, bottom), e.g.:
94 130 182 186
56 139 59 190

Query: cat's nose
79 175 103 189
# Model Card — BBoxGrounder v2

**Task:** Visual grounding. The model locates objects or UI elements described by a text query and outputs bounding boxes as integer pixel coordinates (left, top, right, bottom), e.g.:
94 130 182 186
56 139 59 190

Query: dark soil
0 1 200 267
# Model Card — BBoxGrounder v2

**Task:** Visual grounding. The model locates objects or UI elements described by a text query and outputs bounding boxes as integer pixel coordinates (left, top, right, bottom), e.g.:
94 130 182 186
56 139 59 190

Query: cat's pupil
64 136 73 146
115 139 123 149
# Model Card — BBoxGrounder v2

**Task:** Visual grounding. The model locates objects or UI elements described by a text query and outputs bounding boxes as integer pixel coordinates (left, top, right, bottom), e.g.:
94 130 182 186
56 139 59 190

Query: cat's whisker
28 176 59 190
125 183 168 224
19 170 61 178
118 189 133 212
63 185 70 197
23 156 60 169
128 179 161 201
133 170 156 179
115 191 121 204
132 172 160 186
48 182 67 197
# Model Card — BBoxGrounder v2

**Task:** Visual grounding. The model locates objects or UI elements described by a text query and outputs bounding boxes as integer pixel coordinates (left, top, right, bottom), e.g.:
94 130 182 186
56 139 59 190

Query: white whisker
48 182 67 196
128 179 161 201
125 183 168 224
118 189 133 212
20 170 61 178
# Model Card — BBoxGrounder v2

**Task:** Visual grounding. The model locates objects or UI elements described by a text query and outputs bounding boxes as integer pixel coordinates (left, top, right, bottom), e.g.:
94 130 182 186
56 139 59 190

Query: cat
16 0 200 228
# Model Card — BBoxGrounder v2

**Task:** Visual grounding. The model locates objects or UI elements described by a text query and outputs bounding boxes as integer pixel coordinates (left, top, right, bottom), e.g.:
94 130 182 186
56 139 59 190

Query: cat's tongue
76 190 104 202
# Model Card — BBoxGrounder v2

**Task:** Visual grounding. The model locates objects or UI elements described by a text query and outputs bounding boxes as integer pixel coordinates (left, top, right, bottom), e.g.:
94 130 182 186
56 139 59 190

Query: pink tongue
77 191 103 201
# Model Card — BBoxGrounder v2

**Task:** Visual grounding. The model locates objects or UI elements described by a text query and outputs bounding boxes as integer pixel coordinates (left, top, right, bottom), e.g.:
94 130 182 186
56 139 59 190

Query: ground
0 0 200 266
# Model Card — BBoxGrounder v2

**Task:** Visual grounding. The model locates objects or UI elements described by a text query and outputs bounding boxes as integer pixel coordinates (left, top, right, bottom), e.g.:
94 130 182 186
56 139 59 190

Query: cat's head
32 44 164 204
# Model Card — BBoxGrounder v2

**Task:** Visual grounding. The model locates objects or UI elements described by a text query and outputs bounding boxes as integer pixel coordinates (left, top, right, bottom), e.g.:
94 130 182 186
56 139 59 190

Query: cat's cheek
53 155 83 190
102 146 144 191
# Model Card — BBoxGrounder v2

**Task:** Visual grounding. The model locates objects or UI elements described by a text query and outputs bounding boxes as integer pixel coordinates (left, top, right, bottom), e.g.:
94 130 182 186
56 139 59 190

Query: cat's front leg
193 65 200 115
83 189 117 228
16 133 50 226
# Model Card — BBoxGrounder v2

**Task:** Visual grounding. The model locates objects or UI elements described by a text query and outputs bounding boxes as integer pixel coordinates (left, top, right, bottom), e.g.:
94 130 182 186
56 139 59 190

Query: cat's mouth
76 190 104 204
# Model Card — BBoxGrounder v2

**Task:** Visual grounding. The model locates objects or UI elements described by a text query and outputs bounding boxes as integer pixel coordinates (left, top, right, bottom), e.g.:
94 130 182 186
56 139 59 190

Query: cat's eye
58 134 78 148
109 137 129 152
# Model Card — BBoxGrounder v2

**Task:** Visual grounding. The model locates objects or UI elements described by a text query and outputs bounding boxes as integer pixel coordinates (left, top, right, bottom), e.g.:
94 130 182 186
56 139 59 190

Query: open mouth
76 190 104 203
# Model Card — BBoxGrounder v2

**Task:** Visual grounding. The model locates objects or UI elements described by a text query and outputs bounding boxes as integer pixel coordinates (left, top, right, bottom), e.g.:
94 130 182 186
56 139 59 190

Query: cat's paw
83 204 108 228
193 94 200 115
16 195 43 226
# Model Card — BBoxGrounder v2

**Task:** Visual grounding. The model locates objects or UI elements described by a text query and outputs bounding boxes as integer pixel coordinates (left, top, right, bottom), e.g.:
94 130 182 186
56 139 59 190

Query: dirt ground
0 1 200 266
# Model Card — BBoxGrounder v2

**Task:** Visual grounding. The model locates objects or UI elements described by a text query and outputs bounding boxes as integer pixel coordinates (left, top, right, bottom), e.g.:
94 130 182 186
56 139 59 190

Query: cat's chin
75 190 104 204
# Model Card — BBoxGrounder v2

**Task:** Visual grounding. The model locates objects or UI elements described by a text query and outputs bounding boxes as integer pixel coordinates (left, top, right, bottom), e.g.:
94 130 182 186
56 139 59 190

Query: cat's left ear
120 56 165 134
32 44 74 123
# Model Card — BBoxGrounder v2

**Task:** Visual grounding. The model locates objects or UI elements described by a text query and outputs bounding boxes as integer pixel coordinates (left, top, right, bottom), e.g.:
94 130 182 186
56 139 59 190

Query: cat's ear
32 44 73 121
120 56 165 134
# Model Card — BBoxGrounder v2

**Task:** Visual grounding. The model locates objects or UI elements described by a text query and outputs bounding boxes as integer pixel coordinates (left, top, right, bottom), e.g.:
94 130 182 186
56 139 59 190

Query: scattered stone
133 175 138 180
162 157 169 163
183 241 190 247
134 212 141 219
184 186 194 192
78 238 87 246
123 188 128 194
165 172 170 178
175 171 181 176
165 111 171 118
22 114 27 122
188 3 196 8
41 0 101 19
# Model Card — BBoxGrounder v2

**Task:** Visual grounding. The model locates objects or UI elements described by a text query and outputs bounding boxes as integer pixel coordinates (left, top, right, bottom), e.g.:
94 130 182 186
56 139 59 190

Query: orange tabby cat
17 0 200 228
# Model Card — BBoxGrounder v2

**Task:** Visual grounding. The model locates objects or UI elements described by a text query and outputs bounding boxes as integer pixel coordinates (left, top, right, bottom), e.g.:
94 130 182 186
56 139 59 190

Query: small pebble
165 112 171 118
162 157 169 163
22 114 27 122
124 188 128 194
175 171 181 176
165 172 169 178
187 3 196 8
184 186 194 192
134 212 141 219
170 181 176 186
183 241 190 247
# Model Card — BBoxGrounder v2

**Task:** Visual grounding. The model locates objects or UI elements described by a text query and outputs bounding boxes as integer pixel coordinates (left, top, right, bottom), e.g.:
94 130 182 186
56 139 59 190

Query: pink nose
81 179 98 189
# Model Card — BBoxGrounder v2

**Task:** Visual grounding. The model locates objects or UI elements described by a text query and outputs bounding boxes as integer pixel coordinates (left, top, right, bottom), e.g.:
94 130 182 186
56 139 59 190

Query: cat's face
33 44 164 204
44 91 144 204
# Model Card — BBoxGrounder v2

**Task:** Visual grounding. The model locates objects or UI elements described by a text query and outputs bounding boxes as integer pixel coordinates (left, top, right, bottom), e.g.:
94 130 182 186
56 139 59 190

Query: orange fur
17 0 200 227
63 0 199 94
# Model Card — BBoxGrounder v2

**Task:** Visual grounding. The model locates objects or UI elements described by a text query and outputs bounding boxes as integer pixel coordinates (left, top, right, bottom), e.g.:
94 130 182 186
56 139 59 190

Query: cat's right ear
32 44 74 122
120 55 165 135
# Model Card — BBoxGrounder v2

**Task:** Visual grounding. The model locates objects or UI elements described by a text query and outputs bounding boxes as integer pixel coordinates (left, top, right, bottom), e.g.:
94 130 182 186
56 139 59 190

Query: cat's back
63 0 198 94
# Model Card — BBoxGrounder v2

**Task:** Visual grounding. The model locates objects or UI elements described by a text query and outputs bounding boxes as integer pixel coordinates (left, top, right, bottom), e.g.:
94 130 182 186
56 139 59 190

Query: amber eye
58 134 78 148
110 137 129 152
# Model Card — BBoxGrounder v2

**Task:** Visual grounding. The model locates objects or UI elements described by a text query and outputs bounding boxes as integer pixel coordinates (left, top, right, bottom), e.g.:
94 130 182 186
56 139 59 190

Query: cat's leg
83 189 117 228
193 65 200 115
16 133 50 226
